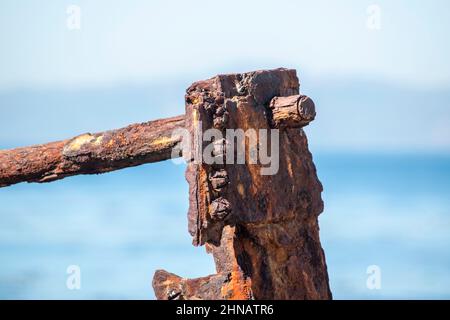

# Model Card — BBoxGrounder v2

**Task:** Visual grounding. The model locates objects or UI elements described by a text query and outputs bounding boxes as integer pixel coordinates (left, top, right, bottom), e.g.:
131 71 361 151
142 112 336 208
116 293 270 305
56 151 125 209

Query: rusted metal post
153 68 331 300
0 68 331 300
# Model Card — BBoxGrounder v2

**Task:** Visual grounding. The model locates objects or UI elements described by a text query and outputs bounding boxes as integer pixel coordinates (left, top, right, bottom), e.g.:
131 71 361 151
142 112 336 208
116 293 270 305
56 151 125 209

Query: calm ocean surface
0 152 449 299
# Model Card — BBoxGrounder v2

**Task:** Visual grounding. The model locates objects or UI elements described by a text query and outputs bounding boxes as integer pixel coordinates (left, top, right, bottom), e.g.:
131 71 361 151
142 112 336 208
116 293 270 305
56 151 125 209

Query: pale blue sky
1 0 449 89
0 0 449 152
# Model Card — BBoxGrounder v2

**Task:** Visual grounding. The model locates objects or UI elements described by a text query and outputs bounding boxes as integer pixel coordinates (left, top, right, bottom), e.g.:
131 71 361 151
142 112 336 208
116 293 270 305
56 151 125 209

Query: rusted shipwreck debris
0 68 331 300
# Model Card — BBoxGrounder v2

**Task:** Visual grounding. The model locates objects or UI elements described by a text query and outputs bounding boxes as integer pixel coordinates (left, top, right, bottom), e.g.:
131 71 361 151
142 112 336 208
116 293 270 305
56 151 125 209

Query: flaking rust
152 68 332 300
0 67 331 300
0 115 185 187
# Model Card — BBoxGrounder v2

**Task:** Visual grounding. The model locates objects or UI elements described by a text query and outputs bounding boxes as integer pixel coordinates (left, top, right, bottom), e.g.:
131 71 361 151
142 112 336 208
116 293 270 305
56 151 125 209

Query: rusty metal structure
0 68 331 300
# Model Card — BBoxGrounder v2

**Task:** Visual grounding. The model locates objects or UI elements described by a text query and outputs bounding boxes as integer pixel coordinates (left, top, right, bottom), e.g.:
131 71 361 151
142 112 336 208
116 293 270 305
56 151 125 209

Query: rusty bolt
209 198 231 221
213 117 224 130
209 169 229 190
297 95 316 122
212 138 227 157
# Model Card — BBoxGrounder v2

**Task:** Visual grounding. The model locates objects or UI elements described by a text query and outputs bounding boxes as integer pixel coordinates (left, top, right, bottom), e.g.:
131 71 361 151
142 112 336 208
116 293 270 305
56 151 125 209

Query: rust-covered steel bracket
152 68 331 300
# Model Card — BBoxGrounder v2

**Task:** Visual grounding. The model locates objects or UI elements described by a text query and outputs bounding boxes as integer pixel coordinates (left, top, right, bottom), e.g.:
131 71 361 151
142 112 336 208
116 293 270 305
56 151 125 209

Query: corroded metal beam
0 93 314 188
0 115 185 187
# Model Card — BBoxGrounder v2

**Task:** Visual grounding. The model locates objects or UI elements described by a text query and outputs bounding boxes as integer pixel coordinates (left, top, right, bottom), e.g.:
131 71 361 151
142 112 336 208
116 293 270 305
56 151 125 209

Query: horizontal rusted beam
270 94 316 128
0 115 185 188
0 94 315 188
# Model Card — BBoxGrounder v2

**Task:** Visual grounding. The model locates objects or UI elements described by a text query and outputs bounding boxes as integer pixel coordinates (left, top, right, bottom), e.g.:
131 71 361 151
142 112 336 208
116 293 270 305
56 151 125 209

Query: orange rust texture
0 115 185 188
152 68 331 300
220 264 252 300
0 68 330 300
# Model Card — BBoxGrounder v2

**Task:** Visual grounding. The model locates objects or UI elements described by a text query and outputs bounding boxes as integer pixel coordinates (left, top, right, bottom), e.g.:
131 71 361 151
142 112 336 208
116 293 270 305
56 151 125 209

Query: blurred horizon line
2 67 450 93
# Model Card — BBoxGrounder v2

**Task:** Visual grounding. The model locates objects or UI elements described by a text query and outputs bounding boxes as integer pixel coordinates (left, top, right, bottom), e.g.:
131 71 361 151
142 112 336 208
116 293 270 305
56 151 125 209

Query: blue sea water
316 152 450 299
0 152 449 299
